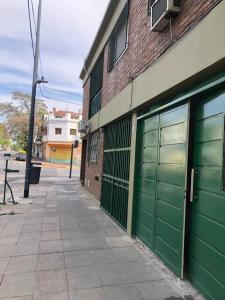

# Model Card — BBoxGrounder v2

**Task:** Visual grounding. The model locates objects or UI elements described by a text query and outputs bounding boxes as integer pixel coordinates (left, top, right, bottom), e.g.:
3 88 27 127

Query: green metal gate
135 104 189 277
188 89 225 299
101 116 131 229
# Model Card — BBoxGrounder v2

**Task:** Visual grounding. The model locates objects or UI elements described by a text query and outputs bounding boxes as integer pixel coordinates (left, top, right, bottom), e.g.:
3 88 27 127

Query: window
87 131 100 163
108 3 129 71
55 128 62 134
70 128 77 135
148 0 155 15
43 127 47 136
89 53 104 118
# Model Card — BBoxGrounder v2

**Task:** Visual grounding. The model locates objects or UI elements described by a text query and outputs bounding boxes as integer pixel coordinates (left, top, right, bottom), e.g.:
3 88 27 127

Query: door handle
190 168 195 203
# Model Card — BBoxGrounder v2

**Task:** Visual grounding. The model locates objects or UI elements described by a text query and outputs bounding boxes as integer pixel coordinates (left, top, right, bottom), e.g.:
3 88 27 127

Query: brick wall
81 0 222 199
83 131 104 200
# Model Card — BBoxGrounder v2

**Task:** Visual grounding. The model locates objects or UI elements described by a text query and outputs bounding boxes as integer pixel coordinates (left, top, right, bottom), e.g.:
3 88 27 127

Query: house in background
79 0 225 299
42 108 82 164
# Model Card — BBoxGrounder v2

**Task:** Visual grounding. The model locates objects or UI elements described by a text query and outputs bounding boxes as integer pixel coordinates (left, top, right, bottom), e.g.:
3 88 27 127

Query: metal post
24 0 43 198
3 159 8 205
69 144 74 178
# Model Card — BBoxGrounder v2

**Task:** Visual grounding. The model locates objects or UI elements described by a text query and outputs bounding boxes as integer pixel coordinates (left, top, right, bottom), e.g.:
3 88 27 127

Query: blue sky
0 0 109 113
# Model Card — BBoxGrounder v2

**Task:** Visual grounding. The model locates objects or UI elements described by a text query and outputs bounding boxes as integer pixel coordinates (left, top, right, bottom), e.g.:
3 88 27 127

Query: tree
0 123 10 149
0 92 48 151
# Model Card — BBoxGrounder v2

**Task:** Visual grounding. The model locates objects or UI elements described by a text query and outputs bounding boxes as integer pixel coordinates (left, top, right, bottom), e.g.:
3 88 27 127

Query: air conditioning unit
78 120 87 133
151 0 181 32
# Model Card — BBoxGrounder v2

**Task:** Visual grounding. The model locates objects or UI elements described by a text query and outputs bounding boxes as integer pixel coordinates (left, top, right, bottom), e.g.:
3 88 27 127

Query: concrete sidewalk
0 176 202 300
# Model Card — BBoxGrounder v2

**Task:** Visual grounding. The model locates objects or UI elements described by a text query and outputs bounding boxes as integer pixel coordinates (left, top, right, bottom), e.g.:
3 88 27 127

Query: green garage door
189 90 225 299
135 104 188 277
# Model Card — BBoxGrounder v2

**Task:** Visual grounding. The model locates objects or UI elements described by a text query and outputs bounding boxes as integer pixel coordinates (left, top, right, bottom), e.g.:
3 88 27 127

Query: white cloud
0 0 109 110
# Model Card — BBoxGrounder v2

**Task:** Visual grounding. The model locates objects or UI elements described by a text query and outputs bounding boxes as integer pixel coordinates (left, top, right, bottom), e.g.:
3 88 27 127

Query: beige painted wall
87 0 225 133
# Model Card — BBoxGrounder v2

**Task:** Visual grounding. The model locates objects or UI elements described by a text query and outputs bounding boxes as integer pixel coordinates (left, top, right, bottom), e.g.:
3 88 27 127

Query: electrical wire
27 0 35 58
38 86 82 106
42 86 79 95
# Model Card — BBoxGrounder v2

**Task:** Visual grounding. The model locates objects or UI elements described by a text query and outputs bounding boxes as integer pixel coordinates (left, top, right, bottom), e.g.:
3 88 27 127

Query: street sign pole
69 144 74 179
24 0 43 198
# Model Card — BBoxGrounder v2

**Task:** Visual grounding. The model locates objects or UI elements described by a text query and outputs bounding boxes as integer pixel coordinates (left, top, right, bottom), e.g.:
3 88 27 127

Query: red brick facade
81 0 222 200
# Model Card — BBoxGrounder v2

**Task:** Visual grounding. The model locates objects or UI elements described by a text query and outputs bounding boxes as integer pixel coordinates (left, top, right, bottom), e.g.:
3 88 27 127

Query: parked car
16 151 26 161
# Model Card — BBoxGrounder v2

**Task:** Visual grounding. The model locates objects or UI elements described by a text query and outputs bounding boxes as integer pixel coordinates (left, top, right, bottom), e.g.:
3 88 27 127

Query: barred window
87 131 100 163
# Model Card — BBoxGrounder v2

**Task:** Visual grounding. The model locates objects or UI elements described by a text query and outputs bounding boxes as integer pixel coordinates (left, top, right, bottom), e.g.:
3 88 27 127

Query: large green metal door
189 90 225 299
135 104 188 277
101 116 131 229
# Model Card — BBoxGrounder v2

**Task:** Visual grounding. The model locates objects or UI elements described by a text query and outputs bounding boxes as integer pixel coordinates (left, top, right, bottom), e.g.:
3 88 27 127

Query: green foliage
0 91 48 150
0 123 11 148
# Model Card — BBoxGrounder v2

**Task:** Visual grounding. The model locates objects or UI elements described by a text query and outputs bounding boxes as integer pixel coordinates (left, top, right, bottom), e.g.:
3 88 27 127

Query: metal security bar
89 90 102 119
101 116 131 229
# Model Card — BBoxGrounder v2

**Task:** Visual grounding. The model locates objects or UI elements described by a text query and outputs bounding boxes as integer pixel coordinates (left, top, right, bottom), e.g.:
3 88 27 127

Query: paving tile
103 284 144 300
0 272 36 298
63 239 89 251
70 288 106 300
35 269 68 294
95 263 131 286
0 296 33 300
39 240 63 253
121 261 166 283
25 217 43 224
33 292 69 300
64 251 93 268
0 244 14 258
6 255 38 274
0 257 10 273
41 231 62 241
61 230 81 240
135 279 182 300
43 216 60 224
0 236 18 245
113 246 143 262
91 248 120 265
22 223 42 233
67 266 101 290
37 253 65 270
13 242 40 256
106 236 133 248
42 223 60 231
18 232 41 243
0 226 22 236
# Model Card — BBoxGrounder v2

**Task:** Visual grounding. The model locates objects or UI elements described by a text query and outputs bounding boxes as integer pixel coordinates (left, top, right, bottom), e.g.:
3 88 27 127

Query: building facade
79 1 225 299
42 108 82 164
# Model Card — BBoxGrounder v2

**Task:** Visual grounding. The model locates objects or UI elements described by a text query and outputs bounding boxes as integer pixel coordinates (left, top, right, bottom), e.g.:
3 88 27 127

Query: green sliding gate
101 116 131 229
188 89 225 299
135 104 189 277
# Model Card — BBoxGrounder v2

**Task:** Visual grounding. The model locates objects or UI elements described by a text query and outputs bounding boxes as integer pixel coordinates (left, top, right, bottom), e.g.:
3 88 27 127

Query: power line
38 86 82 106
27 0 35 58
42 85 80 95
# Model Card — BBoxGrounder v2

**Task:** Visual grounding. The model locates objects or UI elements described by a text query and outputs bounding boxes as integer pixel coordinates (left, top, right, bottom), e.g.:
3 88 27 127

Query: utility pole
24 0 43 198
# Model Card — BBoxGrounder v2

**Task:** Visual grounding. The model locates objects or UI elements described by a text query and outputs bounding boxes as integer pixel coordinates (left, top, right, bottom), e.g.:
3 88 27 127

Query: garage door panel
137 178 156 197
136 207 154 231
190 212 225 256
197 92 225 119
143 147 157 163
189 257 225 300
137 192 155 214
157 182 184 209
161 105 187 128
189 235 225 286
158 164 186 187
144 130 158 147
195 114 224 142
156 218 180 251
155 237 179 275
136 224 153 250
195 166 222 193
161 123 186 145
144 116 158 132
195 140 223 166
160 144 186 165
194 190 225 226
141 162 157 179
157 201 182 230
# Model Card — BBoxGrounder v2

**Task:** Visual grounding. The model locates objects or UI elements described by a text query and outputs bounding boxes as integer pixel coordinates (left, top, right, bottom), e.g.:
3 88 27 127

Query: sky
0 0 109 113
